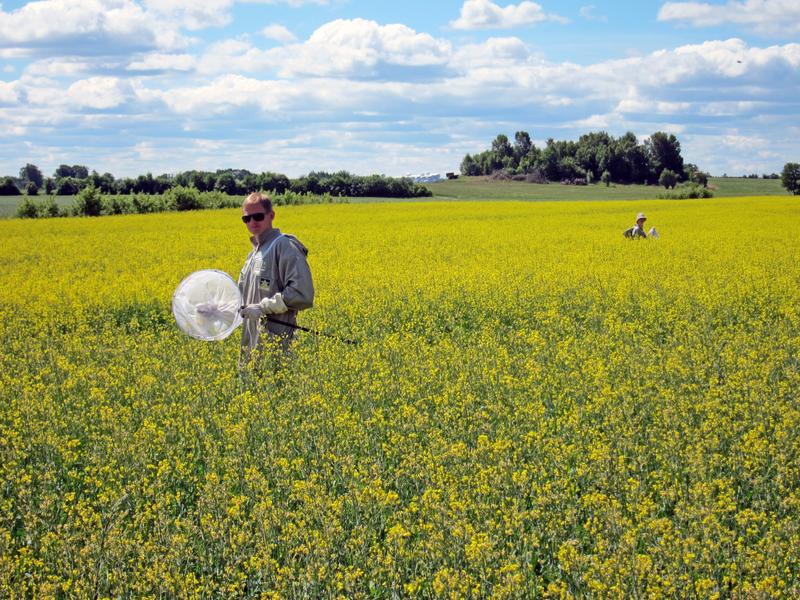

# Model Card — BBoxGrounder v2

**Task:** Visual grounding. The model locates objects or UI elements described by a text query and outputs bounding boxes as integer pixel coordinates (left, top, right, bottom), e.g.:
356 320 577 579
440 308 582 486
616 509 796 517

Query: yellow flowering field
1 197 799 598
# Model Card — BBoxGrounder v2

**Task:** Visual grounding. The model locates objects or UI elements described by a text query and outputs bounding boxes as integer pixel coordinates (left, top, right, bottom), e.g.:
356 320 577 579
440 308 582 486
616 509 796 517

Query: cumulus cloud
126 52 196 72
451 37 533 69
584 38 800 90
579 5 607 22
451 0 567 30
720 133 769 150
117 36 799 140
148 73 419 116
151 74 285 113
241 0 330 4
196 39 274 75
142 0 233 30
0 0 187 54
0 81 21 104
261 24 298 43
1 5 798 178
23 58 96 77
615 96 691 115
67 76 129 109
273 19 452 78
658 0 800 37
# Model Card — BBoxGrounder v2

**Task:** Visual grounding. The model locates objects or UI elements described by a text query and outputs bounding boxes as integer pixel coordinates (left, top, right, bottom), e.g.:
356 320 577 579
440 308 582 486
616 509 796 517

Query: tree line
0 165 432 198
460 130 712 188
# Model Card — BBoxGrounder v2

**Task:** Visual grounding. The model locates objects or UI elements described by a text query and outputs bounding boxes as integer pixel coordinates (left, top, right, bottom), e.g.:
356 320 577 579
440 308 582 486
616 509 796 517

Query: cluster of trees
740 173 781 179
2 165 432 198
460 131 710 188
782 163 800 195
18 185 349 219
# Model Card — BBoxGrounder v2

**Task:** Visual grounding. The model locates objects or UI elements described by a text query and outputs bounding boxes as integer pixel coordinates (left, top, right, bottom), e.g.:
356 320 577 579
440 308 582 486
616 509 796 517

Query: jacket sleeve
277 240 314 310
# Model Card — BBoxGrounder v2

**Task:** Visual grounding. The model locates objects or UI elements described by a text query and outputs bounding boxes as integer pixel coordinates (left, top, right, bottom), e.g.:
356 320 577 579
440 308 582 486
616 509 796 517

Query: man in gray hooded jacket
238 192 314 362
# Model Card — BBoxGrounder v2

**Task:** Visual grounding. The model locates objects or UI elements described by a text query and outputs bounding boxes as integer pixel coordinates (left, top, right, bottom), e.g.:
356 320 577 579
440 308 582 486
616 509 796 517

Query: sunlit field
1 197 799 597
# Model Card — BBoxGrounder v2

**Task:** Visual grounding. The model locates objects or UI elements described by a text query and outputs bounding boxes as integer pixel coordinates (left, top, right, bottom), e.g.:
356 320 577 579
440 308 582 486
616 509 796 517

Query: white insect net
172 269 242 341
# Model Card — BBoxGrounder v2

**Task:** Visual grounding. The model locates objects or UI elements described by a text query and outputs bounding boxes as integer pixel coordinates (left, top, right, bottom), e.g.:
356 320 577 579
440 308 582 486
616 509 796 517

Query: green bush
13 188 349 220
105 195 134 215
271 190 347 206
658 168 678 189
658 184 713 199
131 193 169 214
166 186 203 211
74 185 104 216
42 196 62 218
202 190 239 209
15 196 63 218
16 197 39 218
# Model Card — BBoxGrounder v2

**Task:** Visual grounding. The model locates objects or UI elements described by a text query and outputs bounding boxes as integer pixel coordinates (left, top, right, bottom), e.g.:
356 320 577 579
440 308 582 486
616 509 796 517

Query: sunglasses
242 212 267 224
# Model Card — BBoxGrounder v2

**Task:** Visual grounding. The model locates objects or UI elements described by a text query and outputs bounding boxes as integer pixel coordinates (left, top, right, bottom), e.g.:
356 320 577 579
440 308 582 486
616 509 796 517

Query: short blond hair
243 192 273 213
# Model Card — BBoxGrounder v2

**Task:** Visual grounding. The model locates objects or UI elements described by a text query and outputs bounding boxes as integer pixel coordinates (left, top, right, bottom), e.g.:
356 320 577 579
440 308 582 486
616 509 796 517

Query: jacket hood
283 234 309 256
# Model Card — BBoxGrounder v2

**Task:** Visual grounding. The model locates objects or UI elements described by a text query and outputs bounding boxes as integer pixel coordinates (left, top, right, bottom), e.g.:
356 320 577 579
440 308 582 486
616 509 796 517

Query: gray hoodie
238 227 314 353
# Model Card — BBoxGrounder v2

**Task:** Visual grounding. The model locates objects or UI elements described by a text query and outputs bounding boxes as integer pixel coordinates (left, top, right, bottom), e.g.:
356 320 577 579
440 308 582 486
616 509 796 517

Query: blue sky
1 0 798 178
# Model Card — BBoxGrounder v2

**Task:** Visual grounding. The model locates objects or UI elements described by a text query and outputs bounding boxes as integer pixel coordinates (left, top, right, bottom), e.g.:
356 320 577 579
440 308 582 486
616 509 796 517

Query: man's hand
239 293 288 320
239 304 263 320
260 293 288 315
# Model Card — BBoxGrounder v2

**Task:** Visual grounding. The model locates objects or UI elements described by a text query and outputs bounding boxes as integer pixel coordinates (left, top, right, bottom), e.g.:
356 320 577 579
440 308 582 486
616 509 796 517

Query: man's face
637 218 646 228
242 203 274 237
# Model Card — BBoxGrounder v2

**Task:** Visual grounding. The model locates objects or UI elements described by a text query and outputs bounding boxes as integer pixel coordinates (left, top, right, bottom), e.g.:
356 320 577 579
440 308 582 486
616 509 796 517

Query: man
623 212 649 239
238 192 314 362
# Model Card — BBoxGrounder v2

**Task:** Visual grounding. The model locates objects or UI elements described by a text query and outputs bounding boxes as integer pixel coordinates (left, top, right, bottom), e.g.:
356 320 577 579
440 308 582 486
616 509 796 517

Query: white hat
636 212 647 221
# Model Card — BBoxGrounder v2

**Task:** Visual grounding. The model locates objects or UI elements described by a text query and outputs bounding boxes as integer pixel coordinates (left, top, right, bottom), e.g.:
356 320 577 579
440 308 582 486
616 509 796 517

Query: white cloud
196 39 274 75
67 77 128 109
0 0 188 52
0 123 28 136
721 133 769 150
152 74 286 113
241 0 330 4
451 37 533 69
127 52 196 71
696 101 759 116
274 19 452 78
616 97 691 114
579 5 607 22
133 140 161 160
261 24 297 43
142 0 232 30
451 0 568 30
24 58 96 77
584 38 800 88
1 6 798 178
0 81 21 104
572 114 612 128
658 0 800 36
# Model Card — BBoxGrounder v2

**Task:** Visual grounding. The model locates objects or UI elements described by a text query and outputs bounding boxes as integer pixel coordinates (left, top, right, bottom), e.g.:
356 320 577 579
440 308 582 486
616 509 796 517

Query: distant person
623 213 649 239
238 192 314 364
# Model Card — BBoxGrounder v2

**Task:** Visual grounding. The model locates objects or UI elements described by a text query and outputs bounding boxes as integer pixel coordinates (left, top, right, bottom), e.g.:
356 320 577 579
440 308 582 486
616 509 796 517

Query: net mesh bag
172 269 242 341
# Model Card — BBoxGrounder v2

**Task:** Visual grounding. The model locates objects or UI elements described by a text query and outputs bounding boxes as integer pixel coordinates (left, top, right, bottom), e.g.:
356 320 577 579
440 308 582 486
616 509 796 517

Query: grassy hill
425 176 788 201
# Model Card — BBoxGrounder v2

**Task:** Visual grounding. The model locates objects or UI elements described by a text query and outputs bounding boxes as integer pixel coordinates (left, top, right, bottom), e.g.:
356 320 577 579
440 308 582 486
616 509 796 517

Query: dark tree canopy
0 176 20 195
19 163 44 188
646 132 684 182
4 166 420 200
781 162 800 195
460 130 693 185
